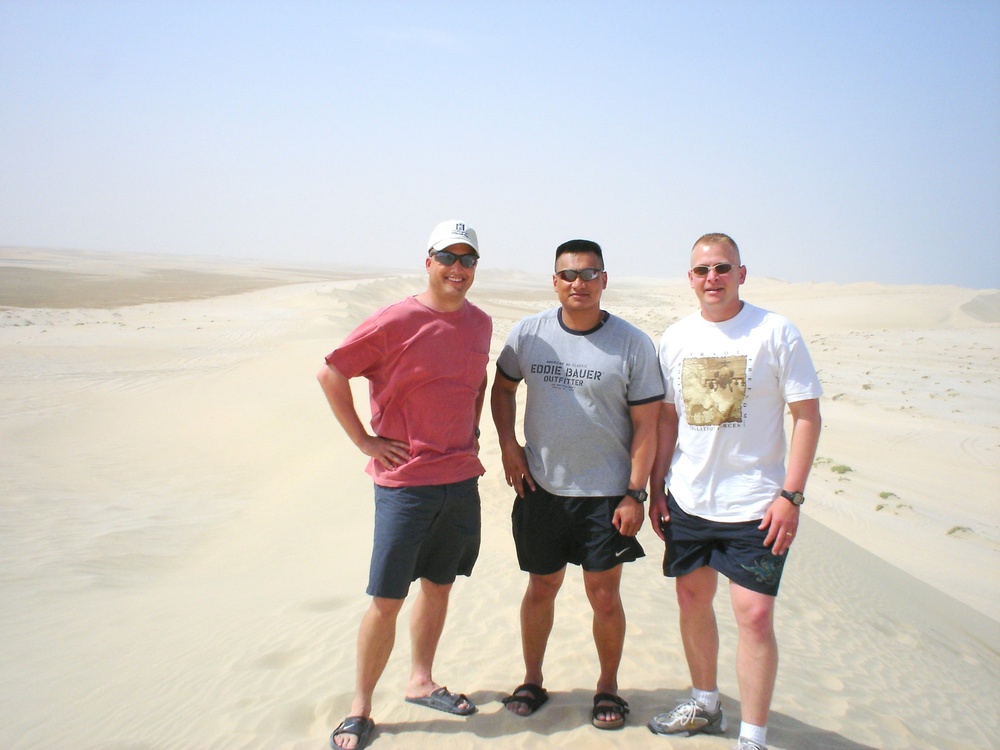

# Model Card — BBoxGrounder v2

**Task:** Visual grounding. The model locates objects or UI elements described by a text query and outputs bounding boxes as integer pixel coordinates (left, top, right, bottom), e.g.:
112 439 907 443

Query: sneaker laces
672 700 702 722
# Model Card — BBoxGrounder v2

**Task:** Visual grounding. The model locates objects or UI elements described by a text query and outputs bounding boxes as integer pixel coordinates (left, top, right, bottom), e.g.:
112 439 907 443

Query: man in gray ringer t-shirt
491 239 664 730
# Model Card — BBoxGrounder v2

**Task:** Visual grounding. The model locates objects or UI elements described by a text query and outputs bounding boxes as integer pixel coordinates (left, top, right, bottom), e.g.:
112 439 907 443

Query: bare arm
613 400 660 537
473 373 487 448
489 370 535 497
760 397 822 554
782 397 822 493
648 402 679 541
316 362 409 470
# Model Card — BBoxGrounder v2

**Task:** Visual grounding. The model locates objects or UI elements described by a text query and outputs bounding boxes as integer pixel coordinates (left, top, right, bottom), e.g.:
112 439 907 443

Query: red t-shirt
326 296 492 487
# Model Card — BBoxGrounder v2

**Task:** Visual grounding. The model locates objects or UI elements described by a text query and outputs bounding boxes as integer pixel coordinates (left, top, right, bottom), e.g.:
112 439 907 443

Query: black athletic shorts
661 492 786 596
511 484 645 575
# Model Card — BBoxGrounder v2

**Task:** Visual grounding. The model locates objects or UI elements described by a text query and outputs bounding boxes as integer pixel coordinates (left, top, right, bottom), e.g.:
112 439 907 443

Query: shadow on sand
371 687 877 749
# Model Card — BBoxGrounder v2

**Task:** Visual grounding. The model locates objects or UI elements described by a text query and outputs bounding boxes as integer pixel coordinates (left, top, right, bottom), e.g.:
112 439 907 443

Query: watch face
783 490 805 506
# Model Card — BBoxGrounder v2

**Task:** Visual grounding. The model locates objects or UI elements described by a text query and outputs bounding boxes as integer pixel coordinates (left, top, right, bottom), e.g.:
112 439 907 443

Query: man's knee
731 586 776 638
370 595 406 618
526 570 564 603
675 567 717 611
583 567 624 615
416 578 454 606
588 587 623 618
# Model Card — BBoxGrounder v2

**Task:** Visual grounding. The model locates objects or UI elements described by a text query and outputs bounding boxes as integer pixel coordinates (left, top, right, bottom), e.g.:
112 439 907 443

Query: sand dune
0 248 997 749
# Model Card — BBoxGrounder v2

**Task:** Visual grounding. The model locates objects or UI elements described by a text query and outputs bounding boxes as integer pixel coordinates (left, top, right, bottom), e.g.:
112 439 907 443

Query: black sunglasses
432 250 478 268
691 263 735 277
555 268 603 282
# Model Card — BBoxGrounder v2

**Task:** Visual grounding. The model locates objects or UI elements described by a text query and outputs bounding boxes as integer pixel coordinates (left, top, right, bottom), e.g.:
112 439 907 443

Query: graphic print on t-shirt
681 355 747 426
530 359 603 391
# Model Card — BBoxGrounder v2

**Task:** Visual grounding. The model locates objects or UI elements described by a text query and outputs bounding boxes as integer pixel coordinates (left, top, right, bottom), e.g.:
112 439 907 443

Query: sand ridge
1 249 997 749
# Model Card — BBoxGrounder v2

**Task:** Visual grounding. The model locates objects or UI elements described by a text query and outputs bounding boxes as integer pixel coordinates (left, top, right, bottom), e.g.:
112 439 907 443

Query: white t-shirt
659 302 822 522
498 308 664 497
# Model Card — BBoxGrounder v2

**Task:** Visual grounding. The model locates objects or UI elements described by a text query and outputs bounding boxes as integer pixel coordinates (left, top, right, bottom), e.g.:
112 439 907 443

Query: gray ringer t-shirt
497 308 664 497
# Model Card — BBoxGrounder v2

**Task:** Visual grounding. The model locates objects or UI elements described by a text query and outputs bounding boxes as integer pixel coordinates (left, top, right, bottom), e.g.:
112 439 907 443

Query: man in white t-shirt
647 234 822 750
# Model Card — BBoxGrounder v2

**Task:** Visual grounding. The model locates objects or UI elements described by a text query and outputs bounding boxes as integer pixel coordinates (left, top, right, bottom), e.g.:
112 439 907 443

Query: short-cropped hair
555 239 604 269
693 233 740 263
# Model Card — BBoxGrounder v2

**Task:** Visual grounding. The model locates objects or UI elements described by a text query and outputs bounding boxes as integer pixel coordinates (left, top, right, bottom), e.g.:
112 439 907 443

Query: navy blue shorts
661 492 786 596
511 484 645 575
368 477 481 599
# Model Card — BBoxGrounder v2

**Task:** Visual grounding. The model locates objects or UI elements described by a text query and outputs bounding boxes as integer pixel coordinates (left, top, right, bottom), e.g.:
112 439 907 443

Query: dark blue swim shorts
367 477 481 599
661 492 787 596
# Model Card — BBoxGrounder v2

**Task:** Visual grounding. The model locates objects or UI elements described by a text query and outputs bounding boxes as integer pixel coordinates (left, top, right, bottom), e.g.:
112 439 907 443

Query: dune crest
1 249 997 749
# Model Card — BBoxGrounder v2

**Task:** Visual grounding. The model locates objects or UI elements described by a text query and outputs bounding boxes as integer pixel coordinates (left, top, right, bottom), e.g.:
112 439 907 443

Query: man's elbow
317 361 345 391
795 399 822 430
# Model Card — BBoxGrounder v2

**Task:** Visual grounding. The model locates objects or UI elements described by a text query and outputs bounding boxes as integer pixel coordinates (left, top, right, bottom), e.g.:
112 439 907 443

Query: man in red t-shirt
317 220 492 750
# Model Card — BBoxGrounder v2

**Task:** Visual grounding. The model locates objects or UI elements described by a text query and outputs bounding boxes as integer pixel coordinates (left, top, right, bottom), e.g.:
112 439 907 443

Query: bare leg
334 596 405 749
406 578 465 702
584 565 626 723
506 568 565 715
730 581 778 726
676 566 721 692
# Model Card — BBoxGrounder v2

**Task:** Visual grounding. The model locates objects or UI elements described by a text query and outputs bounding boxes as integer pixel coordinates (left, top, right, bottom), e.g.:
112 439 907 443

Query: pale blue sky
2 1 998 287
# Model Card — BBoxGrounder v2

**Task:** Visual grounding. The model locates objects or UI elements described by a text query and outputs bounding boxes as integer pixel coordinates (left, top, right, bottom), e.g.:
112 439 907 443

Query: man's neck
700 300 744 323
560 307 605 331
416 289 465 313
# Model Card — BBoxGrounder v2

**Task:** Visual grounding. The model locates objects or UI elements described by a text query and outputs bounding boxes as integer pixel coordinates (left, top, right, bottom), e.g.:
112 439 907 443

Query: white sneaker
648 698 727 736
736 738 767 750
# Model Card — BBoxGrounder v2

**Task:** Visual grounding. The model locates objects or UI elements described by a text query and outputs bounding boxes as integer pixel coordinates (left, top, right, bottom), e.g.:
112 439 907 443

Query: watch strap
780 489 805 506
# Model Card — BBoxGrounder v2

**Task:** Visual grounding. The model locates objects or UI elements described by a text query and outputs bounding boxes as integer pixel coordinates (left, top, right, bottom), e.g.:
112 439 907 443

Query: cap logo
428 219 478 254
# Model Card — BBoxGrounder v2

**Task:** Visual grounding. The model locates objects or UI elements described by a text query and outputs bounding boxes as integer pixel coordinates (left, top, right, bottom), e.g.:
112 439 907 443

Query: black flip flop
330 715 375 749
405 686 477 715
502 683 549 716
592 692 629 730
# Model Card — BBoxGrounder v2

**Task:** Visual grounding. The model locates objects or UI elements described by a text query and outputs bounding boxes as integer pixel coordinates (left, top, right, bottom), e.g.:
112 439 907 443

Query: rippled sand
1 248 998 749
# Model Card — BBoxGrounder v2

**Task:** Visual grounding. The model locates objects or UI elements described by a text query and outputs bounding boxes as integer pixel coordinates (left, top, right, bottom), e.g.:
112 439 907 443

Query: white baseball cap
427 220 479 256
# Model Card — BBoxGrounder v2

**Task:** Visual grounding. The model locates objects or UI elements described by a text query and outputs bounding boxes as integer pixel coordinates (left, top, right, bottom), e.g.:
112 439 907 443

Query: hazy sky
2 1 998 288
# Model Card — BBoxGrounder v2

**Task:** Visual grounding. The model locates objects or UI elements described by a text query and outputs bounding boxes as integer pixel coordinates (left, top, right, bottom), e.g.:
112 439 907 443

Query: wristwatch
625 488 648 503
780 490 805 506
